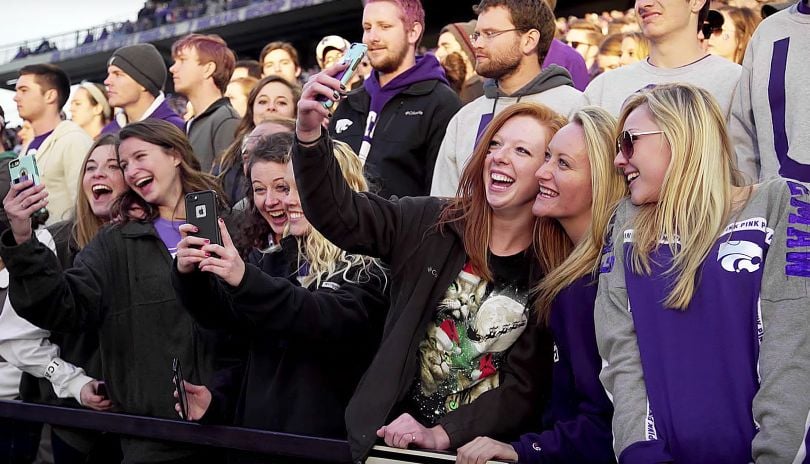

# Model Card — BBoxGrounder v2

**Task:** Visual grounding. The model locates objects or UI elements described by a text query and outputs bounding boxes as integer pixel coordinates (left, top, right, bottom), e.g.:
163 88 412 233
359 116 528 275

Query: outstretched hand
297 62 349 142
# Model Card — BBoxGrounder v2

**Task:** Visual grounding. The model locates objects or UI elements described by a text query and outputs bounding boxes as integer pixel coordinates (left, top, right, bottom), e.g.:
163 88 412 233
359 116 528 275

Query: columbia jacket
328 61 461 198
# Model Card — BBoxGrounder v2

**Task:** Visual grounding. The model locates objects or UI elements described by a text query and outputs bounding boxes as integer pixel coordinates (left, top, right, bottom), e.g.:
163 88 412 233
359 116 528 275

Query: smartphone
172 357 190 421
9 155 41 186
96 381 108 399
184 190 222 247
321 42 368 110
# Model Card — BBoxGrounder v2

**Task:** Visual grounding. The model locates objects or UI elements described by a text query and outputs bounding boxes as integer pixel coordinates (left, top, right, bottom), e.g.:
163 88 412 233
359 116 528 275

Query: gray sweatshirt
585 54 741 118
730 2 810 184
595 177 810 463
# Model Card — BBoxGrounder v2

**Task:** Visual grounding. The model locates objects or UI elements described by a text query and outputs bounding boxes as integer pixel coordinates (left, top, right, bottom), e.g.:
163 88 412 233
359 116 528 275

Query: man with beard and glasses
328 0 461 198
430 0 585 198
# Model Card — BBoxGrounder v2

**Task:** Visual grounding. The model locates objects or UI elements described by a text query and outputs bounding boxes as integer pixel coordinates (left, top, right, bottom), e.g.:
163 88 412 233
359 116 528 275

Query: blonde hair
535 107 627 322
295 140 384 289
622 32 649 62
619 83 745 308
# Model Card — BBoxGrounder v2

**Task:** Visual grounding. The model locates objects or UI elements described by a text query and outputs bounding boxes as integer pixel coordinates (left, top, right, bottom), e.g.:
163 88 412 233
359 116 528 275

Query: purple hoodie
512 275 615 464
101 99 185 135
543 39 589 91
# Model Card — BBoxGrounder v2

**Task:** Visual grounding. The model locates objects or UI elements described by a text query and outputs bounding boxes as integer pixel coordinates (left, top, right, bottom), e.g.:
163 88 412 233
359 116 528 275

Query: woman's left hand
198 218 245 287
376 413 451 450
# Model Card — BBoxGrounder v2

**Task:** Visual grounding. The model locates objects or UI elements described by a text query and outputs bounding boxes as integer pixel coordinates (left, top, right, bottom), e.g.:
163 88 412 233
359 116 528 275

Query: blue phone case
9 155 41 186
321 42 368 110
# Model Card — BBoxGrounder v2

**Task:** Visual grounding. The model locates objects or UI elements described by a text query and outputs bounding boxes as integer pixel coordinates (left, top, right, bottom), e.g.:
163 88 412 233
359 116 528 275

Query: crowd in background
1 0 809 463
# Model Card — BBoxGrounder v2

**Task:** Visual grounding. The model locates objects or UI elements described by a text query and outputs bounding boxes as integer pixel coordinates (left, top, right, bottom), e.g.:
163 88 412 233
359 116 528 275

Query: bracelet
295 129 325 147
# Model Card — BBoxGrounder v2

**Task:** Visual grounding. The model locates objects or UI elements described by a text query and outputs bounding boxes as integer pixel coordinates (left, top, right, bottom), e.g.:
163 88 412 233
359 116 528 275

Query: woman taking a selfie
456 106 626 464
294 62 565 462
0 134 126 463
171 135 387 442
597 83 810 463
0 119 227 463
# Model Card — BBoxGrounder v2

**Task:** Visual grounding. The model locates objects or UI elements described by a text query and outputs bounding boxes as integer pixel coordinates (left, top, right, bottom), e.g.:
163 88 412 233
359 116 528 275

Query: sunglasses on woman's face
701 10 725 39
616 130 664 159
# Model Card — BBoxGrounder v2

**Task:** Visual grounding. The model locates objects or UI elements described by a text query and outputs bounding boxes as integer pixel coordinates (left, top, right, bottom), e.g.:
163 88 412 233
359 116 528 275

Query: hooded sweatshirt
329 54 461 198
430 65 585 197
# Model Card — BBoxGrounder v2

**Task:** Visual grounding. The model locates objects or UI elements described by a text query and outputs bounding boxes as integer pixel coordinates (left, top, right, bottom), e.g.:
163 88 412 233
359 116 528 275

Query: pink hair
366 0 425 44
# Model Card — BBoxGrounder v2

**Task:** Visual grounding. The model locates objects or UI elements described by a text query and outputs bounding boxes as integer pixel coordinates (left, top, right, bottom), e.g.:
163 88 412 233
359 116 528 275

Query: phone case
9 155 41 186
184 190 222 247
322 42 368 110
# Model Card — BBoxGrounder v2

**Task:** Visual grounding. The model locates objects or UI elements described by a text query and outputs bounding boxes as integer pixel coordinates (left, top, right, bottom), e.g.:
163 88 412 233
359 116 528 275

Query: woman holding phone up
294 62 564 462
0 134 126 463
171 135 387 444
0 119 228 464
598 83 810 463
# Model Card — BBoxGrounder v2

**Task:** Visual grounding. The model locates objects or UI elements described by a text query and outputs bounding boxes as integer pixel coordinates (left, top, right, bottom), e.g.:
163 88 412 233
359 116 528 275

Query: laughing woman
457 107 626 464
597 83 810 463
0 119 227 464
295 65 565 462
171 135 387 444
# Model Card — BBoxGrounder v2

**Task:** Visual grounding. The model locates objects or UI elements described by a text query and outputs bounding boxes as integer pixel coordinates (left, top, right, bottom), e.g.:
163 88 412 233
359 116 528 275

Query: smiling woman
0 119 228 463
296 57 568 462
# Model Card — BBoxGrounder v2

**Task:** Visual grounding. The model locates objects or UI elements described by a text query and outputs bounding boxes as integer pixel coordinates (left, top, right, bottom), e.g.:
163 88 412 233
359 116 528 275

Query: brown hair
474 0 556 63
19 64 71 110
214 75 300 174
259 41 300 69
719 6 761 64
172 33 237 93
437 102 566 281
72 134 121 248
113 119 226 223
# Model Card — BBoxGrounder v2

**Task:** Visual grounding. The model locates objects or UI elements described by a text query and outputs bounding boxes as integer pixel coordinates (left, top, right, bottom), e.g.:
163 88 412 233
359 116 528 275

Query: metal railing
0 400 513 463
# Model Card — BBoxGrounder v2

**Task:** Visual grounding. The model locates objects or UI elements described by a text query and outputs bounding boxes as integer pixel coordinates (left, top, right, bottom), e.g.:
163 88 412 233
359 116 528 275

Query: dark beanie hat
440 20 477 66
107 44 166 97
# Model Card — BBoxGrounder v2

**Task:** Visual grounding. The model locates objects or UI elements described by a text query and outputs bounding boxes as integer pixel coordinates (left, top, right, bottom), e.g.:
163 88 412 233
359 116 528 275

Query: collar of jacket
345 79 441 112
118 220 159 238
191 97 235 122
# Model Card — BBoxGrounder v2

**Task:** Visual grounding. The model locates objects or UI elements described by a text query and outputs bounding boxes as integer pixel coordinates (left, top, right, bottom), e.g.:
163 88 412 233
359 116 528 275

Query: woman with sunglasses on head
598 83 810 464
456 107 626 464
296 64 565 462
171 135 388 448
0 134 126 463
0 119 228 464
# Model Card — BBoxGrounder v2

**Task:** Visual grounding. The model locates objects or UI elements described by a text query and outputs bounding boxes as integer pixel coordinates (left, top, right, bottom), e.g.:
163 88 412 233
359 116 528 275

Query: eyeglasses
469 28 523 43
616 130 664 158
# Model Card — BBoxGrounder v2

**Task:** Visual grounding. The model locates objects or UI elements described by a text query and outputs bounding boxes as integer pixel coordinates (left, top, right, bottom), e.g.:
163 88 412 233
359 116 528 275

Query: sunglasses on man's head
616 130 664 158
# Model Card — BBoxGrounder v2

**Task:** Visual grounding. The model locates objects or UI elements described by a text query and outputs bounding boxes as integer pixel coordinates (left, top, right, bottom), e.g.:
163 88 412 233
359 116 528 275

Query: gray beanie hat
107 44 166 97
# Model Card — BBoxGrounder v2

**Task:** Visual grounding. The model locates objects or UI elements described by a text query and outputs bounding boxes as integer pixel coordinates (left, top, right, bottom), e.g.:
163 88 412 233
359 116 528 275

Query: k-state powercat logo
335 119 353 134
717 240 763 273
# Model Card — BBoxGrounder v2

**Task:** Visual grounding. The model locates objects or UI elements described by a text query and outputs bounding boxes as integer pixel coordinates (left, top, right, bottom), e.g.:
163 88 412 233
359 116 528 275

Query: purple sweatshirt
543 39 589 92
512 275 615 463
596 178 810 464
101 99 185 135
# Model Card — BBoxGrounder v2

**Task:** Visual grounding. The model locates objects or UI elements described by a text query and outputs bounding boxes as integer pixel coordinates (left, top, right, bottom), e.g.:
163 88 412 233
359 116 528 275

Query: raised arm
293 65 422 262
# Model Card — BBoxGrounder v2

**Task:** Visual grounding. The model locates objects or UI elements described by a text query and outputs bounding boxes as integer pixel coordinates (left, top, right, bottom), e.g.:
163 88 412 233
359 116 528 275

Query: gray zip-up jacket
186 97 240 172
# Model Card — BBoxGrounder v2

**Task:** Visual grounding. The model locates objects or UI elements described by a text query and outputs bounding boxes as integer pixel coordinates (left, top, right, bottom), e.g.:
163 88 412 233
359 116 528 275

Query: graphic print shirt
408 250 532 425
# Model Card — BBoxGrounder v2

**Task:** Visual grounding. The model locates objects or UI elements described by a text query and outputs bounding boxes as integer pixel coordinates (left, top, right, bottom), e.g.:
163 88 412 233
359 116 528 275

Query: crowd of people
11 0 269 62
0 0 809 463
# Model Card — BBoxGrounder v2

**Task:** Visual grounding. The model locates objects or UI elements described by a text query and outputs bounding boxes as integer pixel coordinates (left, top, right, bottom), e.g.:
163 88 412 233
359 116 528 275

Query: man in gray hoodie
430 0 584 198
